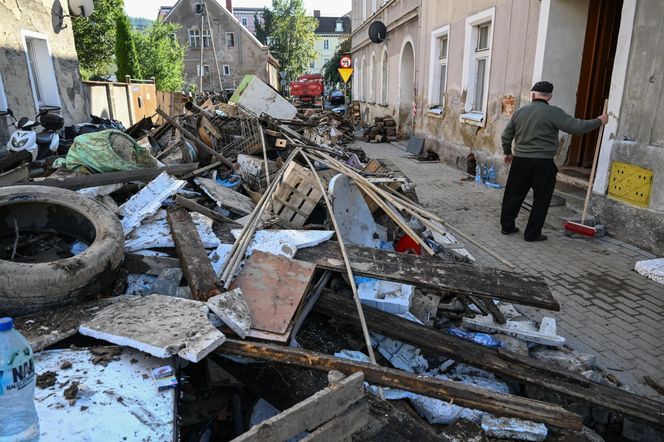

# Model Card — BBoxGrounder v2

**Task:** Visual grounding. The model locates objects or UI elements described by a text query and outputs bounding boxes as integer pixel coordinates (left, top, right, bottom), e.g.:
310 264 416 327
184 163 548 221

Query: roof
315 16 351 34
233 7 264 14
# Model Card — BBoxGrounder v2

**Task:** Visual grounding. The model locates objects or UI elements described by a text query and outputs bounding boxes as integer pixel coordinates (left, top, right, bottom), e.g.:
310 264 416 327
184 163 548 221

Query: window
335 20 343 32
323 39 329 51
202 30 211 48
0 73 7 112
428 26 449 110
196 64 210 76
194 3 203 14
381 49 388 104
22 32 60 110
188 28 200 47
372 0 377 14
225 32 235 48
369 53 375 102
362 0 367 21
460 8 494 126
223 65 231 76
241 17 248 26
310 61 315 69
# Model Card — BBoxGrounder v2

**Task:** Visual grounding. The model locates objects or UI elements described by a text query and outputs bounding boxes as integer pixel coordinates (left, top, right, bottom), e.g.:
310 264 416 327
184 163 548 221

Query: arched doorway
399 41 415 136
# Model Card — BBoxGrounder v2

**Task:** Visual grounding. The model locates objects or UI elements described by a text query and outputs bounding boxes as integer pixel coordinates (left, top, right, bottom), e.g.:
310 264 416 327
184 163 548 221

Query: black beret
531 81 554 93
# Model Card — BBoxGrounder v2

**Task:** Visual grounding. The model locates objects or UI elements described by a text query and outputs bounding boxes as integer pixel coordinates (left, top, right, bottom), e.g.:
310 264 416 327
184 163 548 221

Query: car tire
0 185 124 316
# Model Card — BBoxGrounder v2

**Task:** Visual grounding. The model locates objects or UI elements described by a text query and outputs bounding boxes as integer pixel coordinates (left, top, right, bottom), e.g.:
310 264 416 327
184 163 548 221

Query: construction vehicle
289 74 325 109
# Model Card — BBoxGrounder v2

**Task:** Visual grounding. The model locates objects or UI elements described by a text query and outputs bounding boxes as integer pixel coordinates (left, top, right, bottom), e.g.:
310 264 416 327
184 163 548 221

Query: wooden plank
195 177 256 216
123 253 180 276
217 340 582 430
314 293 664 428
167 209 220 301
300 401 370 442
175 195 235 224
11 164 199 190
295 241 559 311
0 164 30 185
232 372 365 442
229 251 316 334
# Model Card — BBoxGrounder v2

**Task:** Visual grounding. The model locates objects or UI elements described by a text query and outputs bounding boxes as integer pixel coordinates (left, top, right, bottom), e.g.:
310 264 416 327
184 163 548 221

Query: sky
124 0 353 20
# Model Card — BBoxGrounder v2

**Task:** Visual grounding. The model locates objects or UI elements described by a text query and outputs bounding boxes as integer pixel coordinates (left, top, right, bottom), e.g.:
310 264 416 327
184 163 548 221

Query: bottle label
0 348 35 396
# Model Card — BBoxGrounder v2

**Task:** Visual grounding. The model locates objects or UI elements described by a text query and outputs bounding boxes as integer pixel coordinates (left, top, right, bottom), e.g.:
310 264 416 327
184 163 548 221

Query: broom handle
581 99 608 224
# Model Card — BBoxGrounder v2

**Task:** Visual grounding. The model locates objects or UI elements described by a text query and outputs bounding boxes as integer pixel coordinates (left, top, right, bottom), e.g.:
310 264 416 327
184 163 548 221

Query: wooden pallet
362 159 404 213
272 162 323 227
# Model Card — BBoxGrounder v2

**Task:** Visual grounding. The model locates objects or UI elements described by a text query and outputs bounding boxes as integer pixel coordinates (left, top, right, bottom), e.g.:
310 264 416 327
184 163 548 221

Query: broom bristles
564 220 596 237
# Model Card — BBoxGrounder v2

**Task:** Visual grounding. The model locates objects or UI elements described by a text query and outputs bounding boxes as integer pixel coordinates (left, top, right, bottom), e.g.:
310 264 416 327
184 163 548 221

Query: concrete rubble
3 74 663 441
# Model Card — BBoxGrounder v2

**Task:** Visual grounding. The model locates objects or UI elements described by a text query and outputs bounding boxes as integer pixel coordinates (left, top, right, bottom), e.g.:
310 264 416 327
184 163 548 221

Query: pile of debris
362 116 398 143
2 75 663 442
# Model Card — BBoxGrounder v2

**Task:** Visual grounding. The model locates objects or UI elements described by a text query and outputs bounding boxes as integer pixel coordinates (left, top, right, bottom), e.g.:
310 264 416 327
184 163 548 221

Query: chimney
314 10 320 17
226 0 233 12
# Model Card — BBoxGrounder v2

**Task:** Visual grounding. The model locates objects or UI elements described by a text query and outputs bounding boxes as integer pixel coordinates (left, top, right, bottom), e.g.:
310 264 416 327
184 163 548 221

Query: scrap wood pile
2 75 664 441
362 116 398 143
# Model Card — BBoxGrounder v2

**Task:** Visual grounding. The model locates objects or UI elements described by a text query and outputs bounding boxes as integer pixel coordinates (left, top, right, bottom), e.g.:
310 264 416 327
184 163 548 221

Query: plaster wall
0 0 88 140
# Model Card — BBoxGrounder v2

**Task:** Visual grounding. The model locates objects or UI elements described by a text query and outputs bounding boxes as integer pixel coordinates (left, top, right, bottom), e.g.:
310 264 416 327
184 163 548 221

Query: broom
564 100 608 237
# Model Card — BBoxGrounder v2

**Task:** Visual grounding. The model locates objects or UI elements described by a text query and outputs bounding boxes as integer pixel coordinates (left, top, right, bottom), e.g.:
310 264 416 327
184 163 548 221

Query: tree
322 38 351 86
115 14 142 80
72 0 124 78
254 8 273 46
134 22 185 91
265 0 317 80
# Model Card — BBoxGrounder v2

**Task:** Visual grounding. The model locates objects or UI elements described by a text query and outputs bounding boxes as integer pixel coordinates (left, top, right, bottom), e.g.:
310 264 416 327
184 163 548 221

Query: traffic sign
338 68 353 83
339 55 352 69
279 71 288 79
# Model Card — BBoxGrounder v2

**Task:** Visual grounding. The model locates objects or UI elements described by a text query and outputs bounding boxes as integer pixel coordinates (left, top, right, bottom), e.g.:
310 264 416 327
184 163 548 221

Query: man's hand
504 154 513 166
598 114 609 125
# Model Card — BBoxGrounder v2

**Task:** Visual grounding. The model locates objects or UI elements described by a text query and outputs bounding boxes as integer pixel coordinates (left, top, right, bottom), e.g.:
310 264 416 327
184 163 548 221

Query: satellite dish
368 21 387 44
68 0 95 17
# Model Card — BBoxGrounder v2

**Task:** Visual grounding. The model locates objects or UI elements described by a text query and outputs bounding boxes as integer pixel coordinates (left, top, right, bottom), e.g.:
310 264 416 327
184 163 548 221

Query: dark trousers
500 157 557 240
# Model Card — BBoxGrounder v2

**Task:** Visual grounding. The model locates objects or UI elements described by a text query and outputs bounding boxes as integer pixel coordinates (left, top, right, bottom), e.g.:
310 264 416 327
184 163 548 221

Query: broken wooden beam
217 339 582 429
167 209 221 301
295 241 559 311
233 372 366 441
314 293 664 428
174 195 235 224
12 163 199 190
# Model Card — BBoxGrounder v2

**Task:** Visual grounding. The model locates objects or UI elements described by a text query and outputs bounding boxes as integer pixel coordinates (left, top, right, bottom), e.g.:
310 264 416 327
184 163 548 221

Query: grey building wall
165 0 275 93
0 0 88 143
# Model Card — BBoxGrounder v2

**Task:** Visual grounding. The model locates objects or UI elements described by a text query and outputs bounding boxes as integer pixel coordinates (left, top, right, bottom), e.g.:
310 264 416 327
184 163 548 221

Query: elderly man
500 81 608 242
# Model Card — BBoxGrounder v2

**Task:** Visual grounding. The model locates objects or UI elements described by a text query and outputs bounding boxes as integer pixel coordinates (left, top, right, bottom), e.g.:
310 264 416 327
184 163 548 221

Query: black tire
0 186 124 316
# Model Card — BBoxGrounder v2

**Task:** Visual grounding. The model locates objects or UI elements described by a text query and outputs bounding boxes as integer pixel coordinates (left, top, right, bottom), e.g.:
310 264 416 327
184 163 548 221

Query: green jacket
502 100 602 159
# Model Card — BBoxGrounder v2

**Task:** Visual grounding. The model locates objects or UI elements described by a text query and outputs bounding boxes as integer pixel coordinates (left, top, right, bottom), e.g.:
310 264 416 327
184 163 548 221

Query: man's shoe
501 227 520 235
524 234 547 242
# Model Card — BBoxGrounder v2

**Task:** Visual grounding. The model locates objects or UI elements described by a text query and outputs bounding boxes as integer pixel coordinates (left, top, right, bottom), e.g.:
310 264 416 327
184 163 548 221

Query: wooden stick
259 127 271 189
581 99 608 225
217 339 583 430
181 160 224 180
175 195 235 224
156 108 233 168
297 149 384 399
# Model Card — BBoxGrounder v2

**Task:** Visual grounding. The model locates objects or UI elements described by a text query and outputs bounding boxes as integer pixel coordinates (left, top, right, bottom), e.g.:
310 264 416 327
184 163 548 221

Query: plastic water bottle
447 327 503 348
0 317 39 441
483 163 489 182
488 163 496 184
475 164 482 183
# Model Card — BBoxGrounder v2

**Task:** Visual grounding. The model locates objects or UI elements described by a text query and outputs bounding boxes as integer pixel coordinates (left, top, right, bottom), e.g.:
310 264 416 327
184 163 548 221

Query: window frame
380 48 388 105
225 32 235 48
21 30 61 111
223 65 231 76
241 17 248 26
427 25 450 112
460 7 495 127
188 28 200 48
197 64 210 76
323 39 329 51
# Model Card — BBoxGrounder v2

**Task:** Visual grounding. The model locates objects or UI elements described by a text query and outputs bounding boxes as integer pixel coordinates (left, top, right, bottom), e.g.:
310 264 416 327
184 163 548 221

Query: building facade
232 7 264 35
351 0 664 255
309 11 351 74
0 0 88 143
163 0 279 93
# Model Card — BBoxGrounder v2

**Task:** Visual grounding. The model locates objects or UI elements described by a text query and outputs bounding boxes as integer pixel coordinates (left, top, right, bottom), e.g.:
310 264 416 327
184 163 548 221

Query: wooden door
566 0 623 167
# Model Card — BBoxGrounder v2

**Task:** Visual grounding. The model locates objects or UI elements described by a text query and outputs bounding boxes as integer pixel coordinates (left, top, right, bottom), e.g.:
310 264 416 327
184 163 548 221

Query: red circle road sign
340 55 352 68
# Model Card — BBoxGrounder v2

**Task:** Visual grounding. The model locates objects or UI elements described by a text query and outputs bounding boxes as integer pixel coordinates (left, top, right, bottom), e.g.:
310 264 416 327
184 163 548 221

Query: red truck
289 74 325 109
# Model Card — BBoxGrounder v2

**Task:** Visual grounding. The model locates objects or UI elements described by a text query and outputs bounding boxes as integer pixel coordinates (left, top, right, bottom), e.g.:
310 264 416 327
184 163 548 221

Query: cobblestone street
356 140 664 400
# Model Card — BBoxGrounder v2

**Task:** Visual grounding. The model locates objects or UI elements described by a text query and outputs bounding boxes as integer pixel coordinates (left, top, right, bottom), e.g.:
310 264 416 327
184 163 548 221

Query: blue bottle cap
0 317 14 331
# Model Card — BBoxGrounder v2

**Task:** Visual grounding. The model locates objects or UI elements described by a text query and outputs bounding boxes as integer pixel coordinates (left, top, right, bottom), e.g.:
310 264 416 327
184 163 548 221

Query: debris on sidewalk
4 75 664 441
634 257 664 284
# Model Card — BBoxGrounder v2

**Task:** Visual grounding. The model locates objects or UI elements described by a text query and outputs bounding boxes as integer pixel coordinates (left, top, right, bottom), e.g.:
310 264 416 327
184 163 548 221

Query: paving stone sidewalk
355 140 664 399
